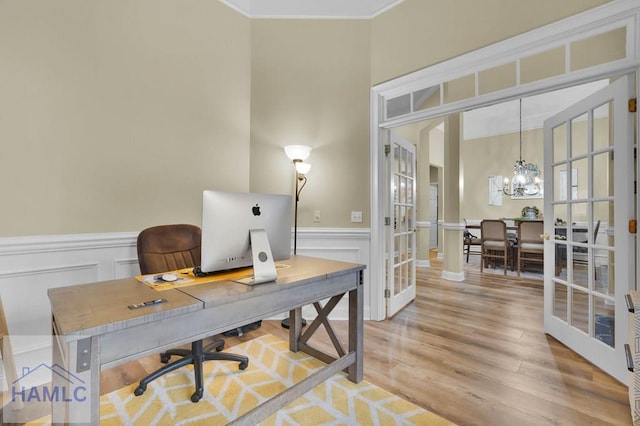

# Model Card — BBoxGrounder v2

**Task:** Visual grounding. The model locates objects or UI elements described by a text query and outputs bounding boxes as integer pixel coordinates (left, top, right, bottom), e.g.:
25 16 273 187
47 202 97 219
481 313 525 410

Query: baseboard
442 270 465 282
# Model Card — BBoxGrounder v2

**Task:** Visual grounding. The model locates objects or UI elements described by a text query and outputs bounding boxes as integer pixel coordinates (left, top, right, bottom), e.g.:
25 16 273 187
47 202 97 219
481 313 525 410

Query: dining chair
134 224 249 403
463 220 482 263
480 219 512 275
516 220 544 276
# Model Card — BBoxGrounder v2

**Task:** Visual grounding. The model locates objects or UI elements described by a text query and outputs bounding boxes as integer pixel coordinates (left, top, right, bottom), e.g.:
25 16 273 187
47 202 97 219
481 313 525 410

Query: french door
543 75 634 382
385 132 417 317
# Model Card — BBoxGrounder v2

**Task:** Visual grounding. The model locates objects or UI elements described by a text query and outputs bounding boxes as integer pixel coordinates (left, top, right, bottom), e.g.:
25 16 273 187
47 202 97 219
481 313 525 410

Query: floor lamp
282 145 311 329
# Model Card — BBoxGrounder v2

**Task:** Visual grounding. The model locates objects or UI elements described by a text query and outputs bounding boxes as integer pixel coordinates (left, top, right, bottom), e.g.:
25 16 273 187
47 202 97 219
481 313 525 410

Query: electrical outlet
351 211 363 223
313 210 321 223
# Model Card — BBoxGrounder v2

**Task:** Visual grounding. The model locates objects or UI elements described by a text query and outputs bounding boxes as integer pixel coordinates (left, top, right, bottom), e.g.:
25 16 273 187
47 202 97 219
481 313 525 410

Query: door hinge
384 217 391 226
384 144 391 156
630 219 637 234
629 98 637 113
384 289 391 298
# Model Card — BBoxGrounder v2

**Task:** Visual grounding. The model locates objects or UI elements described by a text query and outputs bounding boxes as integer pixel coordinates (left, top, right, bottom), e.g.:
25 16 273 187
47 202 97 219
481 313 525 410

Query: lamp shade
295 162 311 175
284 145 312 162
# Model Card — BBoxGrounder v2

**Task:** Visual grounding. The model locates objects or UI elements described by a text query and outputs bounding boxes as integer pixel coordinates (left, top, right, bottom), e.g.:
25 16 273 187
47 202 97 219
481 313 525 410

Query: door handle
541 233 551 240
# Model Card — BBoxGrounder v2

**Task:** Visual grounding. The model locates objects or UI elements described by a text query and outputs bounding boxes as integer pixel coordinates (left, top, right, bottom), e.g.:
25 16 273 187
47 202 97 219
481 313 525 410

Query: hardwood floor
102 256 631 426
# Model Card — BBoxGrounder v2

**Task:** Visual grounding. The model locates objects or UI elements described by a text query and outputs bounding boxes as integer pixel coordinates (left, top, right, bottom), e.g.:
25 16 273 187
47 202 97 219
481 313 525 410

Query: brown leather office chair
134 224 248 403
480 219 512 275
517 220 544 276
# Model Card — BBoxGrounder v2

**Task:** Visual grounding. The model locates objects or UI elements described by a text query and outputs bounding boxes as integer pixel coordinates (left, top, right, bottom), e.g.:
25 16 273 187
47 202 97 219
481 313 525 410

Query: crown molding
221 0 404 19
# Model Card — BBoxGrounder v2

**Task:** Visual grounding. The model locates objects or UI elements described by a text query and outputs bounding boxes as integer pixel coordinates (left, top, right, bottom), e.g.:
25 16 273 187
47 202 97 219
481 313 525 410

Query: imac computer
199 190 292 284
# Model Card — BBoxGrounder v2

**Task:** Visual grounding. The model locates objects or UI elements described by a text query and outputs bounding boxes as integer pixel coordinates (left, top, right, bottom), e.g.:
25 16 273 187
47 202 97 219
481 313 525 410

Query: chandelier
503 99 542 197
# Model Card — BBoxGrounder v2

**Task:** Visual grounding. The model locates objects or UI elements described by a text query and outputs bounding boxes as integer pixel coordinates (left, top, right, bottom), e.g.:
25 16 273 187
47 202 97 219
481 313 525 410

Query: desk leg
51 336 100 425
348 270 364 383
289 307 302 352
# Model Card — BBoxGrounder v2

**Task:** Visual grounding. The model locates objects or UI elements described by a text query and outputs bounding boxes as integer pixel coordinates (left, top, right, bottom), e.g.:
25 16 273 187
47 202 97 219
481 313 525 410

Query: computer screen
200 190 292 284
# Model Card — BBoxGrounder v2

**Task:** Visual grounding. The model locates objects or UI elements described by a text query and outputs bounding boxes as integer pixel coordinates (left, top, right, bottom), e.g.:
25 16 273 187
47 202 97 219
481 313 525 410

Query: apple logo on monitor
252 203 261 216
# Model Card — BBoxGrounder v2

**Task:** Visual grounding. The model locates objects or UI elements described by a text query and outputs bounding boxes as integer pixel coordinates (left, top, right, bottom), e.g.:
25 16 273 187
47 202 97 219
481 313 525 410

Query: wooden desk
48 255 365 425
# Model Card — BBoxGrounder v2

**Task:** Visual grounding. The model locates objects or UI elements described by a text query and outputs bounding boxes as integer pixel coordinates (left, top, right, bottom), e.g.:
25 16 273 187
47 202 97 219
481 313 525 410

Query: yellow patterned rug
30 334 453 425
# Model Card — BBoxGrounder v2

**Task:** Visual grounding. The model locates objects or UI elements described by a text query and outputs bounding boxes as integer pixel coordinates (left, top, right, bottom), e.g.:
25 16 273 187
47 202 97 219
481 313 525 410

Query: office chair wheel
191 390 203 403
203 339 225 353
160 353 171 363
134 385 146 396
239 361 248 370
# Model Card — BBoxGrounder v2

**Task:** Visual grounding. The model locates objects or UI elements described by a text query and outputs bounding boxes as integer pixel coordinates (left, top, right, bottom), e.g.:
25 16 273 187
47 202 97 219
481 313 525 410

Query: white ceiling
463 79 609 140
221 0 404 19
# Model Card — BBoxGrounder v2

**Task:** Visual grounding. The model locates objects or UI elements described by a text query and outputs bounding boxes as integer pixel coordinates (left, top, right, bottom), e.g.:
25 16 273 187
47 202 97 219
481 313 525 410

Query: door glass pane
554 282 568 321
554 242 568 278
553 123 567 162
387 94 411 119
554 165 572 202
572 248 590 289
594 296 615 348
394 174 400 203
571 289 589 333
572 158 588 199
553 203 568 224
593 201 612 247
571 201 588 225
571 113 589 157
413 85 441 112
401 206 408 233
593 102 611 151
594 247 613 295
593 152 612 198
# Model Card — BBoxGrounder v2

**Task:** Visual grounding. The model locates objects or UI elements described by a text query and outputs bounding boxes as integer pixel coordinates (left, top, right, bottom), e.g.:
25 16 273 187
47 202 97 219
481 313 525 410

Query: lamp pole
293 163 307 255
282 156 309 329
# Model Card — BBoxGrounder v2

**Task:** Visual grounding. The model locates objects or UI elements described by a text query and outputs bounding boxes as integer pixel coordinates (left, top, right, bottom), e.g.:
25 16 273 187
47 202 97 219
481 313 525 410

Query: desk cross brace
297 293 347 365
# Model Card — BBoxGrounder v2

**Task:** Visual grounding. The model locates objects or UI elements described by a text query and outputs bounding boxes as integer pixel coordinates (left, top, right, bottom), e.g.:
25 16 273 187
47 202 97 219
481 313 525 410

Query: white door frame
369 0 640 321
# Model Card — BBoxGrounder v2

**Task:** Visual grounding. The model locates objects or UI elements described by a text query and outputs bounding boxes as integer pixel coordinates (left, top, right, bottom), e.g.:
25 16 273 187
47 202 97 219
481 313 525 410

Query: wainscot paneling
0 228 371 355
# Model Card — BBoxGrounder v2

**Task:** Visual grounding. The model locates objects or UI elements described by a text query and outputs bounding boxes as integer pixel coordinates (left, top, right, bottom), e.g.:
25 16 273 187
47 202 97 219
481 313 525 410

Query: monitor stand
235 229 277 285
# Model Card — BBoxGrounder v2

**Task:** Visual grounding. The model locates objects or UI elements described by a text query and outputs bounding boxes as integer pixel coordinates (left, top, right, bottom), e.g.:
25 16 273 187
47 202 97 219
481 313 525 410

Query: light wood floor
101 256 631 426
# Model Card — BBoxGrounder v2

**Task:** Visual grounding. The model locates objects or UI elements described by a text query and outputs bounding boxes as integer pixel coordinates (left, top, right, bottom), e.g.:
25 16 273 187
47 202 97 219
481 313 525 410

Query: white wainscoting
290 228 371 323
0 228 371 356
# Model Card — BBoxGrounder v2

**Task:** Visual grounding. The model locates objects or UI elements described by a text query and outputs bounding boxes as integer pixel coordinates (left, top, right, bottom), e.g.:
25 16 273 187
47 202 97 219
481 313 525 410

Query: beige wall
370 0 612 85
0 0 250 236
461 117 611 222
0 0 615 237
249 20 371 228
462 128 544 220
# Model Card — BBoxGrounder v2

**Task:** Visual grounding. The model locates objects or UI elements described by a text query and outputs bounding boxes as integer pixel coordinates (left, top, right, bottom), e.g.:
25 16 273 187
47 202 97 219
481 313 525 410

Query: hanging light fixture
503 99 542 197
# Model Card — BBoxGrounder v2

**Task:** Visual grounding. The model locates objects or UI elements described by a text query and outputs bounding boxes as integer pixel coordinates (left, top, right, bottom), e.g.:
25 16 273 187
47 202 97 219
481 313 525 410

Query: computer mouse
161 273 178 282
